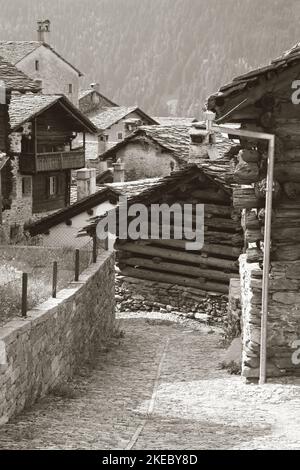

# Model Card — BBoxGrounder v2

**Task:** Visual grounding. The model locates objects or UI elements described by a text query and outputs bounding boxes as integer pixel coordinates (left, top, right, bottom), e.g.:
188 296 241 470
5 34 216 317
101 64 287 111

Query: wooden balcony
19 148 85 174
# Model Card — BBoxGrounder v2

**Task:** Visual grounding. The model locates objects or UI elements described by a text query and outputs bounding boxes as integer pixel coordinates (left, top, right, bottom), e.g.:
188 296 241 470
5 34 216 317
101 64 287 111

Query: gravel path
0 312 300 450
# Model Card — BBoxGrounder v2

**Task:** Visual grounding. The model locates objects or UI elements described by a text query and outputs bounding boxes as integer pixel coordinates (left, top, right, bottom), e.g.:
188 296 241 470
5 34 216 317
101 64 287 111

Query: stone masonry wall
18 45 80 106
240 255 300 380
116 141 178 181
0 251 115 425
2 133 32 239
116 274 228 323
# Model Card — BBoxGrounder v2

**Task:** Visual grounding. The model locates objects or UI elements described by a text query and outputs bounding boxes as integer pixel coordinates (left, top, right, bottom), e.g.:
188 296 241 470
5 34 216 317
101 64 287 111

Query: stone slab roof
0 41 83 76
153 116 197 126
208 42 300 114
79 88 118 106
87 106 158 130
104 177 162 199
0 56 41 92
9 92 98 132
101 124 233 164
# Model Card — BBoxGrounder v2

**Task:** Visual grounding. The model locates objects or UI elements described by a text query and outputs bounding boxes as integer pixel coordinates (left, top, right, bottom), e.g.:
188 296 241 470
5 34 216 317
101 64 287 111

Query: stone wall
240 255 300 380
2 133 33 239
18 45 80 106
0 251 115 425
116 274 228 323
115 141 178 181
226 278 242 341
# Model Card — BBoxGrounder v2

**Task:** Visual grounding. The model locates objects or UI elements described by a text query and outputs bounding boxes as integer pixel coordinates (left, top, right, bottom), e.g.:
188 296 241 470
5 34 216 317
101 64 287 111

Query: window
35 60 39 71
68 83 73 94
118 132 123 140
22 176 32 197
48 176 57 196
100 134 109 142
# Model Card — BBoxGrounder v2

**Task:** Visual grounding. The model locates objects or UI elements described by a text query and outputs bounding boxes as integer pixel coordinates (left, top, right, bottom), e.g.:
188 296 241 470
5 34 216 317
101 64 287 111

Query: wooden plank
120 266 229 294
119 256 233 282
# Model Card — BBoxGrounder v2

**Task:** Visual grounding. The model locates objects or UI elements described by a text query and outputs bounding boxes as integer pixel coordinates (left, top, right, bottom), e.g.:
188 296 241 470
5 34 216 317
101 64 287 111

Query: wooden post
104 235 109 251
93 234 97 263
21 273 28 317
52 261 58 298
0 167 2 225
75 249 80 281
34 117 38 172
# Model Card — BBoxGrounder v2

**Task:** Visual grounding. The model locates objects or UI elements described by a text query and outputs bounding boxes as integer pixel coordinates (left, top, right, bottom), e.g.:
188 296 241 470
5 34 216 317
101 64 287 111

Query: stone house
79 83 118 115
26 181 120 249
0 55 41 239
207 41 300 380
77 106 158 163
98 124 233 181
1 90 96 240
0 20 83 106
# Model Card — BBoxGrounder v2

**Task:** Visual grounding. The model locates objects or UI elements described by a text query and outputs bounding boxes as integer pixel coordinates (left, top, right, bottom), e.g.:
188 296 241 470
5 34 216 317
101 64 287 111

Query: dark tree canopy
1 0 299 117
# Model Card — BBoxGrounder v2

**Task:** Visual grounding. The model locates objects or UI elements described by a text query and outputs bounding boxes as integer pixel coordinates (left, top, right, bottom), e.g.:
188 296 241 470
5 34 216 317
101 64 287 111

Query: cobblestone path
0 312 300 450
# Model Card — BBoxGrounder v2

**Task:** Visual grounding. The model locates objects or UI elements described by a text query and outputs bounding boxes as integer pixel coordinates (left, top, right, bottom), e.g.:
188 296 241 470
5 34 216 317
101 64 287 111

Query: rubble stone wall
116 274 227 322
115 141 178 181
240 255 300 380
0 251 115 425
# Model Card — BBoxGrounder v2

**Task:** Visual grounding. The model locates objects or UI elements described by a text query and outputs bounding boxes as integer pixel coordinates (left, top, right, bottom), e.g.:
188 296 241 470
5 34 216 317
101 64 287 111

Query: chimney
90 82 100 93
98 160 108 173
113 159 125 183
124 118 142 137
188 112 220 163
37 19 51 43
76 168 96 200
34 78 43 91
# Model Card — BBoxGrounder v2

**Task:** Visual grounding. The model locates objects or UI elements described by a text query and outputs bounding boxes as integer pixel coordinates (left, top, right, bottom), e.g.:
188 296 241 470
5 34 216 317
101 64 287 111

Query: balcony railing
19 148 85 174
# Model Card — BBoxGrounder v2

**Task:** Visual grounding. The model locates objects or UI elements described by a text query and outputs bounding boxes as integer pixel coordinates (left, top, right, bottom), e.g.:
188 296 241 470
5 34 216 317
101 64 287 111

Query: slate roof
153 117 197 126
26 186 119 237
87 106 158 130
9 93 98 132
0 41 83 76
79 88 118 106
104 177 162 199
101 124 234 164
0 56 41 92
207 42 300 114
82 163 234 236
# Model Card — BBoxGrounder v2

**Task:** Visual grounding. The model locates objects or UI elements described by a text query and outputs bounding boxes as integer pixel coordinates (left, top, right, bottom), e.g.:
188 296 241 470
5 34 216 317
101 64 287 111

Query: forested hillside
0 0 300 117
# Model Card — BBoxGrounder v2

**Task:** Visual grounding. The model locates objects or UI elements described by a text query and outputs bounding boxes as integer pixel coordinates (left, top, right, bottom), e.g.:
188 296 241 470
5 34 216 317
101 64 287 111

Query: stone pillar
77 168 97 201
113 159 125 183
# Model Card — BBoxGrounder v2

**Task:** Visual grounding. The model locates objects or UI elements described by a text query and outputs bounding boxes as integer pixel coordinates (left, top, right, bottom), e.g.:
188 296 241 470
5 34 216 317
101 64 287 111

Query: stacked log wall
115 180 243 304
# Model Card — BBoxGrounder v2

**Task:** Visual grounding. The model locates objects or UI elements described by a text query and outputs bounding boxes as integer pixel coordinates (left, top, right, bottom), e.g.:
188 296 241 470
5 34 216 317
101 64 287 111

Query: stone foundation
0 251 115 425
240 255 300 380
116 273 228 323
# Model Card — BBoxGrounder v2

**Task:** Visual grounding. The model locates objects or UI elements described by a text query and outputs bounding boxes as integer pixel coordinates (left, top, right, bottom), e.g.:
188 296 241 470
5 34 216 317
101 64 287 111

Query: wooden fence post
75 249 80 281
21 273 28 317
93 234 97 263
52 261 58 298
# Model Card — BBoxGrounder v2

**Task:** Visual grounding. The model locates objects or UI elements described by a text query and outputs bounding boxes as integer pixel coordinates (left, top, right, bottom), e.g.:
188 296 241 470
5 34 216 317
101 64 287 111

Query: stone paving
0 311 300 450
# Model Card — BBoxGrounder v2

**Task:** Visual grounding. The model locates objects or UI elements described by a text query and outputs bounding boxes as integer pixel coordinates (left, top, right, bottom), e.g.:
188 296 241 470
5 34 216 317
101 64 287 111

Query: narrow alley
0 313 300 450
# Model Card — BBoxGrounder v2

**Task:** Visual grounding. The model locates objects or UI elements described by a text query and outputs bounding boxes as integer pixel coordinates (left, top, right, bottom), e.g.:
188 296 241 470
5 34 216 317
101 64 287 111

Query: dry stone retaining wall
240 255 300 380
0 251 115 425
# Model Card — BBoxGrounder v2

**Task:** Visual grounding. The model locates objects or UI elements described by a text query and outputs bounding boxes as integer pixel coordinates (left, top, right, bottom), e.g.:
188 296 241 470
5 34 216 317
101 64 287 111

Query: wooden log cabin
2 92 97 236
86 162 243 309
207 42 300 380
